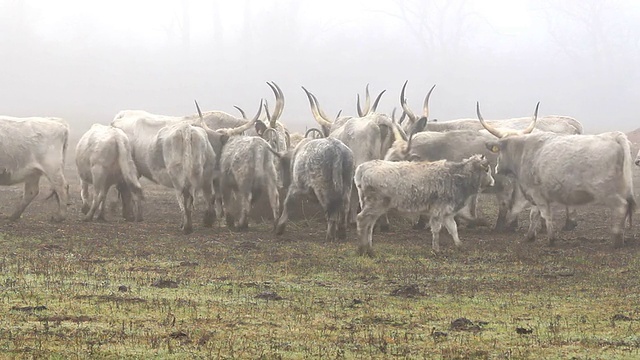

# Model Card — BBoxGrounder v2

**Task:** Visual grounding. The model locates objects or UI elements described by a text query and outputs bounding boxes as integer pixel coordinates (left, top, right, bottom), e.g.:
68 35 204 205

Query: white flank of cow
481 103 636 247
75 124 143 222
275 137 354 241
0 116 69 222
355 154 495 256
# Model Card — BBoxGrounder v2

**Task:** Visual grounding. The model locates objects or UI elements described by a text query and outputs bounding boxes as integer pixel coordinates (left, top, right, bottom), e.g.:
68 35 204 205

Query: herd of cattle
1 81 637 256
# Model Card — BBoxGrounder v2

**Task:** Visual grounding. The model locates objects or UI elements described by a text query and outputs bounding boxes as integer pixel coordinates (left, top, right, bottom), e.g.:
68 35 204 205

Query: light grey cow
482 104 635 247
75 124 143 222
275 137 354 241
355 154 495 256
0 116 69 222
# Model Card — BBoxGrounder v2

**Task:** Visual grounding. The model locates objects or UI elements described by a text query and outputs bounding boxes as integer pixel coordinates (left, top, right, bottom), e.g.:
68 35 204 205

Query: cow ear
486 141 501 153
255 120 267 136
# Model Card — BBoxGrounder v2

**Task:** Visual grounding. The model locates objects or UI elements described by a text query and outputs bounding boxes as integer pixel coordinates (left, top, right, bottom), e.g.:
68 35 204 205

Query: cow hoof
612 234 624 248
81 216 93 222
182 226 193 235
236 223 249 231
524 233 536 243
81 205 90 215
412 222 426 230
562 220 578 231
357 245 375 257
274 223 285 235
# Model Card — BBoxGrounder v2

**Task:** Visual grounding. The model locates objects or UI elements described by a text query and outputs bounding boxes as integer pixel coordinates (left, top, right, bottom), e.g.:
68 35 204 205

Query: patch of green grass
1 224 640 359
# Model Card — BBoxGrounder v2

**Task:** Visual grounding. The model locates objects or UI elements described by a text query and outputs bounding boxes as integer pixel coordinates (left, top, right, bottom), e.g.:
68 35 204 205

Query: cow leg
236 191 252 230
429 216 443 252
266 182 280 228
80 181 91 215
45 168 68 222
202 184 216 227
348 190 359 227
413 215 427 230
223 188 236 230
117 182 135 222
562 206 578 231
538 205 556 246
10 175 41 221
93 186 110 222
356 200 385 257
337 190 351 240
525 207 541 242
175 189 193 234
611 197 629 248
443 215 462 248
213 178 224 219
275 188 299 236
376 214 390 232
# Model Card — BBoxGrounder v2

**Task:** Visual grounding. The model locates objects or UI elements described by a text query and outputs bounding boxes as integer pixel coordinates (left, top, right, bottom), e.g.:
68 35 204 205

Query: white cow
0 116 69 221
75 124 143 222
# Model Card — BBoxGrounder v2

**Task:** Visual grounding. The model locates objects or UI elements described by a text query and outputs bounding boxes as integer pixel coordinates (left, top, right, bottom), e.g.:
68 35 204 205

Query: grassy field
1 208 640 359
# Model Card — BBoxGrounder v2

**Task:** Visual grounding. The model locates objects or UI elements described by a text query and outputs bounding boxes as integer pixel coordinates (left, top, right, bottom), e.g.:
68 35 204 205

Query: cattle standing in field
111 101 261 233
355 154 495 256
302 86 396 225
0 117 69 222
75 124 143 222
398 81 583 135
480 103 636 247
275 137 354 241
218 130 281 230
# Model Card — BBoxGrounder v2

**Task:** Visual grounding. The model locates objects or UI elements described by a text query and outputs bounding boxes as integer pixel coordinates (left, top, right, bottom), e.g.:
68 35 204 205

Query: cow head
399 80 436 134
467 154 495 189
302 86 333 137
356 84 386 117
477 102 539 139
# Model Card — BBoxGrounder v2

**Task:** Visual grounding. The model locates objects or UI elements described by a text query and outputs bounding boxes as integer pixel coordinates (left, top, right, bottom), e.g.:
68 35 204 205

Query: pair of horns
476 102 539 138
356 84 386 117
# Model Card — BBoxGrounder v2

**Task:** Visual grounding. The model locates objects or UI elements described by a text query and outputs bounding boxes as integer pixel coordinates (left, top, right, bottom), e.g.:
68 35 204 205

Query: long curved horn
305 127 324 139
194 99 204 120
193 100 217 134
400 80 417 124
370 90 386 114
335 110 342 120
521 102 539 134
262 127 280 152
407 117 427 151
391 122 407 143
422 84 436 119
220 99 264 136
266 81 284 125
263 100 273 127
476 102 505 138
233 105 247 120
302 86 333 129
356 84 371 117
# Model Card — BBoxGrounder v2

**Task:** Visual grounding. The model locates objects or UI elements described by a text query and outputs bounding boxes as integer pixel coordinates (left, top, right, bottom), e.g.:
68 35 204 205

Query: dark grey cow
482 104 635 247
355 154 495 256
275 137 354 241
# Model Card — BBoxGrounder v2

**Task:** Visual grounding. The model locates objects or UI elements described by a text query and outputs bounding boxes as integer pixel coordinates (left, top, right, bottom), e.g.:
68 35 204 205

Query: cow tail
616 133 635 227
326 154 344 221
115 134 144 198
182 127 198 206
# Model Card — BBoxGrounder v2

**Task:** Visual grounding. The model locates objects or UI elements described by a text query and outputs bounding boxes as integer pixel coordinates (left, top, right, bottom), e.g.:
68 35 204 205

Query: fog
2 0 639 135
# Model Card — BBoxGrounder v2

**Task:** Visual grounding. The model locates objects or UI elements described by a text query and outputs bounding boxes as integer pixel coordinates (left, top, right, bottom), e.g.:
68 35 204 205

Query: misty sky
1 0 639 135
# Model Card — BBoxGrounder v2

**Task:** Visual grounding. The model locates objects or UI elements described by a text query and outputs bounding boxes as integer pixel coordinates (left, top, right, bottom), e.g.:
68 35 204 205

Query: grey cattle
482 105 635 247
111 102 261 233
355 154 495 256
398 81 582 136
0 116 69 221
75 124 143 222
219 134 281 230
634 149 640 166
275 137 354 241
302 86 396 224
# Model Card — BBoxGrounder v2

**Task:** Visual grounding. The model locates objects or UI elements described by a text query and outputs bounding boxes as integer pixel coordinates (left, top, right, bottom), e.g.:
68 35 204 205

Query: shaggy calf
275 137 354 241
75 124 143 222
355 155 495 256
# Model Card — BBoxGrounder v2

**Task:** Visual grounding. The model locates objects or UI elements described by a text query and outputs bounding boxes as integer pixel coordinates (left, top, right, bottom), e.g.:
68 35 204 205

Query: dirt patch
389 284 425 298
450 318 487 332
74 295 146 303
152 279 179 289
